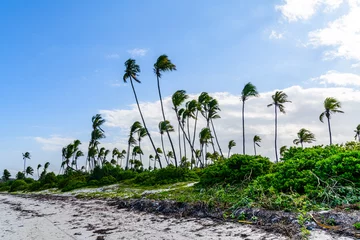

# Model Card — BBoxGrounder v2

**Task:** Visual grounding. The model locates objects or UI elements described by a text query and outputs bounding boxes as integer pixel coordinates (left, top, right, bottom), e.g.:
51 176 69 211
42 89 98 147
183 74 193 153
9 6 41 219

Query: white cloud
127 48 148 57
276 0 344 22
308 1 360 61
269 30 284 39
34 135 75 151
109 80 126 87
106 53 120 59
100 85 360 163
311 70 360 86
351 62 360 68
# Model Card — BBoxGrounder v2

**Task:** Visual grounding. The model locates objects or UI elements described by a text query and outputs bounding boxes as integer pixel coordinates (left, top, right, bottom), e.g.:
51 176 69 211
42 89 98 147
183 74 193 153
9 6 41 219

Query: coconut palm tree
137 127 147 164
354 124 360 142
22 152 31 174
112 148 119 164
280 146 287 158
267 91 291 162
253 135 261 156
159 120 175 165
227 140 236 158
154 55 178 166
293 128 316 148
2 169 11 181
208 98 223 157
126 121 142 169
44 162 50 171
25 166 34 177
199 128 213 166
241 82 259 154
172 90 188 159
123 59 161 168
37 164 42 178
103 149 110 164
319 97 344 145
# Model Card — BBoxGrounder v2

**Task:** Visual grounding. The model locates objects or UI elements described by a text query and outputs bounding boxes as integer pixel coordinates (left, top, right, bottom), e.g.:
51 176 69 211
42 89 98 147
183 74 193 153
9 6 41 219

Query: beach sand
0 194 353 240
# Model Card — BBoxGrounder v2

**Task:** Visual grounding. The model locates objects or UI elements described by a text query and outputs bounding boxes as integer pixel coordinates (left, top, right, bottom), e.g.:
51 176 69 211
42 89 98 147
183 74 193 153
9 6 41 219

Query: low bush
99 176 117 186
10 180 28 192
61 180 87 192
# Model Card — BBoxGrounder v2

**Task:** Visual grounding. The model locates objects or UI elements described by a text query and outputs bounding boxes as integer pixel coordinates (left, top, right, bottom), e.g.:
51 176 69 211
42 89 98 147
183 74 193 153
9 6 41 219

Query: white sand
0 194 354 240
0 194 288 240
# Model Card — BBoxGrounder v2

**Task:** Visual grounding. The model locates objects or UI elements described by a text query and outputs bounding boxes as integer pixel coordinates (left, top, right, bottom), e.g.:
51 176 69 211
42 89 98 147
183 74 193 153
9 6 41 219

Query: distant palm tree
37 164 42 178
159 120 175 165
355 124 360 142
172 90 188 160
253 135 261 156
228 140 236 158
126 121 142 169
22 152 31 174
44 162 50 171
199 128 212 166
137 127 147 164
123 59 161 168
154 55 178 167
112 148 119 164
319 97 344 145
293 128 316 148
208 98 223 157
241 82 259 154
25 166 34 176
267 91 291 162
280 145 287 158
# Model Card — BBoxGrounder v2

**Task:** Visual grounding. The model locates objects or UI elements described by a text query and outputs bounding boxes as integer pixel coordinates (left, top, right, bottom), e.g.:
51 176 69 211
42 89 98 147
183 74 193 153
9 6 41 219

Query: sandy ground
0 194 354 240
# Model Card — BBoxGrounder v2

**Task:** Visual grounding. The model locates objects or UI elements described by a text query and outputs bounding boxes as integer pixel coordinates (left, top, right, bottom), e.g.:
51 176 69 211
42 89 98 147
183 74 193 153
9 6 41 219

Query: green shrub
24 178 35 184
88 180 100 186
199 154 272 186
99 176 117 186
28 182 42 191
10 180 28 192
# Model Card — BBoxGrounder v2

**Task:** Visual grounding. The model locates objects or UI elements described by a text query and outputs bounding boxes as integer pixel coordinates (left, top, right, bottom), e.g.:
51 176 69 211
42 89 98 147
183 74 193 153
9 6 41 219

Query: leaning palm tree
199 128 213 166
354 124 360 142
25 166 34 177
137 127 147 164
293 128 316 148
123 59 161 168
171 90 188 159
319 97 344 145
159 120 175 165
37 164 42 178
154 55 178 167
267 91 291 162
253 135 261 156
22 152 31 174
241 82 259 154
228 140 236 158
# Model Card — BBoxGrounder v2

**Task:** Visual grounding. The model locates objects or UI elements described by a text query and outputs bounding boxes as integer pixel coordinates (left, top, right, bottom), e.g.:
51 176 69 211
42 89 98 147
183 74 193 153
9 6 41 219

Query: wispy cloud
311 70 360 86
34 135 75 151
269 30 284 40
127 48 148 57
106 53 120 59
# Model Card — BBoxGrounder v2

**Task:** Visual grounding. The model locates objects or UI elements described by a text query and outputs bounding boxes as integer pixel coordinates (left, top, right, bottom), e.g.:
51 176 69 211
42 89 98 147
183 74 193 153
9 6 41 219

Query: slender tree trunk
274 106 279 163
301 142 304 148
211 119 223 157
242 101 245 154
130 77 162 168
178 123 182 160
254 142 257 156
139 141 142 164
23 158 26 174
192 110 199 148
161 134 169 165
327 115 332 145
228 148 231 158
173 109 203 166
126 142 131 170
207 119 216 153
157 76 177 167
183 123 187 159
358 134 360 142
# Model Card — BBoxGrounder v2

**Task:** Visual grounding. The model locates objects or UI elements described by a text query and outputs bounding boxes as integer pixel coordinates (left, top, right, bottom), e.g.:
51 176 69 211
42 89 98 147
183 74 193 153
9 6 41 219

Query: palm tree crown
227 140 236 158
293 128 316 148
354 124 360 142
153 54 177 78
123 59 141 83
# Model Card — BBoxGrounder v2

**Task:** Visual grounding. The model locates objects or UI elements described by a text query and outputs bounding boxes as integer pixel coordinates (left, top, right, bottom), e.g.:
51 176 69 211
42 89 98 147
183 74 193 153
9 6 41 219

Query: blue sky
1 0 360 175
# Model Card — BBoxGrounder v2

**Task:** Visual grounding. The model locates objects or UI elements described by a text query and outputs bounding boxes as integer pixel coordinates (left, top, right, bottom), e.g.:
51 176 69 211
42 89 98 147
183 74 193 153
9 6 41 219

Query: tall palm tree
319 97 344 145
267 91 291 162
154 55 177 167
253 135 261 156
74 150 84 170
26 166 34 177
112 148 119 164
227 140 236 158
199 128 212 166
137 127 147 164
293 128 316 148
208 98 223 157
22 152 31 174
241 82 259 154
126 121 142 169
37 164 42 179
172 90 189 159
123 59 161 168
354 124 360 142
159 120 175 165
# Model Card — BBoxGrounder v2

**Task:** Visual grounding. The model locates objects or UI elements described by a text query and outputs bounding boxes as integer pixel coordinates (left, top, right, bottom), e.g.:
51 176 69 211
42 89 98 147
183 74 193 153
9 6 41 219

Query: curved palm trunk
207 119 216 153
242 101 246 154
228 148 231 158
254 142 257 156
157 76 178 167
301 142 304 148
174 109 203 166
139 141 142 164
211 119 223 157
23 158 26 174
274 106 279 163
192 110 199 147
178 123 182 160
358 134 360 142
327 115 332 145
130 77 162 168
183 123 187 158
126 142 131 170
161 134 169 165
